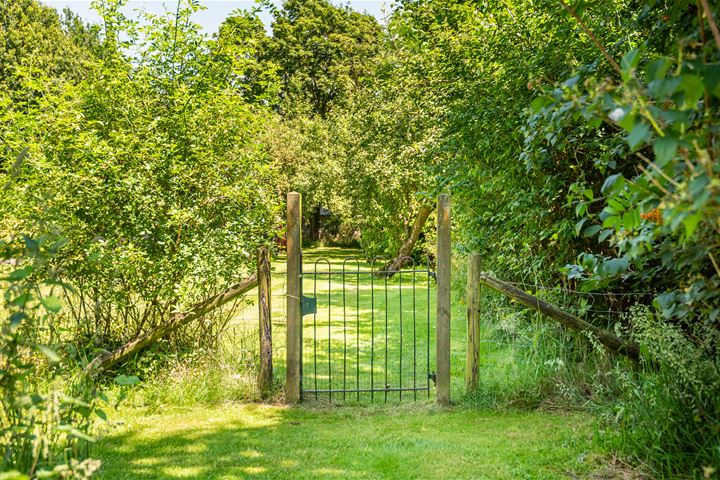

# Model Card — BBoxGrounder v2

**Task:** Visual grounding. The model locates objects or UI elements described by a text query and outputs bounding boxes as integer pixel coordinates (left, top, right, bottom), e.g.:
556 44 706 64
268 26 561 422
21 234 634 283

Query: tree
0 0 98 101
265 0 382 117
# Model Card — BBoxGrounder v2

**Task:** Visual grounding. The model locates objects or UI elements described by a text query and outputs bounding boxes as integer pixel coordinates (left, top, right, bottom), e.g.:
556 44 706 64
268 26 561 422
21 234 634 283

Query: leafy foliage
1 0 280 352
2 0 719 476
1 235 101 478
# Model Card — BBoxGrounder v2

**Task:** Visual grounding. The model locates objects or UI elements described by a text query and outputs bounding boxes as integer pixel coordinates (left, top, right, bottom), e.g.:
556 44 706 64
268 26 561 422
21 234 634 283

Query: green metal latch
301 296 317 316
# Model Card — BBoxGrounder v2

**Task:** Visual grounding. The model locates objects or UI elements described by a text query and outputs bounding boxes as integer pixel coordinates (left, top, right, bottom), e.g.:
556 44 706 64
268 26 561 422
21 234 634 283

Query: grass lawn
94 247 617 479
95 403 599 479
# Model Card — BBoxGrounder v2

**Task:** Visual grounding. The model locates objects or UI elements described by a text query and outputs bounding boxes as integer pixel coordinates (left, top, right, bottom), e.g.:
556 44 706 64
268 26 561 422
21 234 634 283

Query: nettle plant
1 235 101 479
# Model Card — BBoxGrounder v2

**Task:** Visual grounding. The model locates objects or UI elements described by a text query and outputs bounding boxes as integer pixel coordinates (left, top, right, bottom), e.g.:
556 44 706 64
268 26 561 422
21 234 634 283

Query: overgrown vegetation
1 0 718 477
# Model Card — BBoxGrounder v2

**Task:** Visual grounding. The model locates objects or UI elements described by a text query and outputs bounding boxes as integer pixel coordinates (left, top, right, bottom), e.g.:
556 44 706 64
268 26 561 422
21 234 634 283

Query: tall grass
597 306 720 477
460 293 618 411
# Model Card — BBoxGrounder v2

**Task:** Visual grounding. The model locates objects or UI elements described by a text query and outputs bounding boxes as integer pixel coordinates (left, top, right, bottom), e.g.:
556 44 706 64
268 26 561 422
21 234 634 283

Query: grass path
96 403 599 479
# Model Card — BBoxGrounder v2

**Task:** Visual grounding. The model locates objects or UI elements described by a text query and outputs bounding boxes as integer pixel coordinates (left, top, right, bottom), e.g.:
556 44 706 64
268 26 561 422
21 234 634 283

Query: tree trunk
380 204 433 277
85 274 258 375
477 273 640 361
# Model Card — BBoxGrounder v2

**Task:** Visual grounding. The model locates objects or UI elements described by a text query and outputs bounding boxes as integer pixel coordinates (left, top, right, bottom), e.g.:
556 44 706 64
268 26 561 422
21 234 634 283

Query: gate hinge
301 296 317 316
428 371 437 385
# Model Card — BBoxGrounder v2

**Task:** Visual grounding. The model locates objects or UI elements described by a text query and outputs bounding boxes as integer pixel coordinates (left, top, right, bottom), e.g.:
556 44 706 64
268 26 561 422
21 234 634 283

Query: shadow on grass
96 404 597 480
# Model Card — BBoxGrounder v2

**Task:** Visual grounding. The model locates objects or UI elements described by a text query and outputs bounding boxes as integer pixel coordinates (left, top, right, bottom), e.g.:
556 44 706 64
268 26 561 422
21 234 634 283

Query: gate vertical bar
412 268 417 400
370 259 376 402
313 268 318 400
342 262 347 401
258 246 273 399
384 274 388 403
355 264 360 401
327 267 332 402
426 256 431 398
436 194 451 405
399 271 403 400
466 253 482 393
285 192 302 404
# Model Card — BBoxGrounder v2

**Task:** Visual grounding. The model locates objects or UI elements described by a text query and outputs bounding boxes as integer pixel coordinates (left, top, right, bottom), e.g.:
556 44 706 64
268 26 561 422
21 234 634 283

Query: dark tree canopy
265 0 382 117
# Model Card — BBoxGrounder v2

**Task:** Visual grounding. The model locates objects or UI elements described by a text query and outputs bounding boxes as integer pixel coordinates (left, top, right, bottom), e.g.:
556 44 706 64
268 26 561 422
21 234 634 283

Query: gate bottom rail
304 386 430 395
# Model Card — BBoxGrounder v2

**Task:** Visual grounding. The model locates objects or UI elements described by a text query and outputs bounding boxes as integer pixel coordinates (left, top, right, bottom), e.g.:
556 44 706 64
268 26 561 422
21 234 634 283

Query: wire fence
220 271 288 379
495 278 652 320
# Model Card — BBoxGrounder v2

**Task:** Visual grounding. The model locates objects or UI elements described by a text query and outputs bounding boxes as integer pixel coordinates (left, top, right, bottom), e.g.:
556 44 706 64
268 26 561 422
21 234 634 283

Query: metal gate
300 256 435 402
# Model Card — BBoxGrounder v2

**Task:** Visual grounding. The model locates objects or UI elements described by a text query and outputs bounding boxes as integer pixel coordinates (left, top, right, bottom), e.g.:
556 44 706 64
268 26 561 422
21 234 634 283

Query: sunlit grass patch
95 403 603 479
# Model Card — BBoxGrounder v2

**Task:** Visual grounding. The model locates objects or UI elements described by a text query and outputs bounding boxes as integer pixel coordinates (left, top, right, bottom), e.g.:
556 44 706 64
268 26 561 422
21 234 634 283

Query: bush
598 306 720 476
1 235 101 478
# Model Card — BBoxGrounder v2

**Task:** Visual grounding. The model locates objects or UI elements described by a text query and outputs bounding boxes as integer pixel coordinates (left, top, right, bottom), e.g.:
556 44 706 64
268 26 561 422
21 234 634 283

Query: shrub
598 306 720 476
1 235 101 478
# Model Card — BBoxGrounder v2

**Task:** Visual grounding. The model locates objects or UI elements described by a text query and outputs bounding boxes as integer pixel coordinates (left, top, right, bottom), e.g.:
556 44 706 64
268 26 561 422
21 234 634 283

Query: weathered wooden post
285 192 302 404
436 193 451 405
466 253 481 393
258 246 272 398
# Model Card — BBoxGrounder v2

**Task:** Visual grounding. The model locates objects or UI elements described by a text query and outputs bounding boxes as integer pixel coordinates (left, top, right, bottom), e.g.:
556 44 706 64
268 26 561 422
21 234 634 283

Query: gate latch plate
301 296 317 316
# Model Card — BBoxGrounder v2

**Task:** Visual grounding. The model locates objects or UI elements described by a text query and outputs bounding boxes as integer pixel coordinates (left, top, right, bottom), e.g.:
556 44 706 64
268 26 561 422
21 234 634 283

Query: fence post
436 193 451 405
258 246 272 398
466 253 481 393
285 192 302 404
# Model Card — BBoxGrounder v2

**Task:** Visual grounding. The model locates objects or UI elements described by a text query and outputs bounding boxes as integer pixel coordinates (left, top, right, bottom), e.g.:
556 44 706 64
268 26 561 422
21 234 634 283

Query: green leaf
41 296 62 313
626 122 650 151
582 225 601 237
56 424 96 443
530 96 553 113
607 197 627 213
645 57 671 81
114 374 140 386
621 49 641 78
689 173 709 198
704 62 720 98
601 174 625 194
574 218 587 237
10 293 31 307
598 229 614 242
622 209 640 230
37 345 61 363
608 106 634 130
683 211 703 238
679 74 704 108
575 202 587 217
7 267 32 281
603 215 620 228
601 257 628 276
9 312 26 331
648 76 681 98
653 136 678 167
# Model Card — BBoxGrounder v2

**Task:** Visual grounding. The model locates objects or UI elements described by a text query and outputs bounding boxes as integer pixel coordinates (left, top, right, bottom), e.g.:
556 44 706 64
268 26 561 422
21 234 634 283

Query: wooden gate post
286 192 302 404
466 253 481 393
436 194 451 405
258 246 272 398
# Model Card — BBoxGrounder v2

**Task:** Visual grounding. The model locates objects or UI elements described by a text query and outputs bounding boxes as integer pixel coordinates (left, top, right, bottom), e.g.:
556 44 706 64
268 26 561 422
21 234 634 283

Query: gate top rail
302 255 434 277
303 269 433 275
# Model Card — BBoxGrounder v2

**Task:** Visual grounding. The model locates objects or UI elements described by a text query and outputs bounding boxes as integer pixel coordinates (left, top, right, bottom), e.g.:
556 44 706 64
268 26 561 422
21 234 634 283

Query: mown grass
95 403 600 479
94 247 635 479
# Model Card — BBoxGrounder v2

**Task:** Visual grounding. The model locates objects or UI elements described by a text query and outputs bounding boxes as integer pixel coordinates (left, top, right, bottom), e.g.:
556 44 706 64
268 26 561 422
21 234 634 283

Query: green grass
94 247 631 479
95 403 600 479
